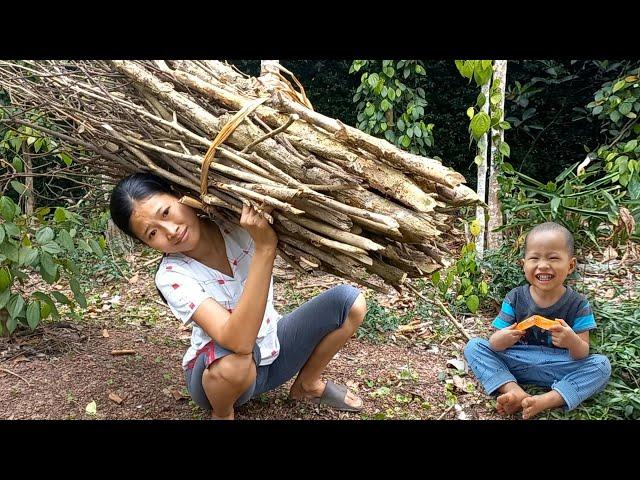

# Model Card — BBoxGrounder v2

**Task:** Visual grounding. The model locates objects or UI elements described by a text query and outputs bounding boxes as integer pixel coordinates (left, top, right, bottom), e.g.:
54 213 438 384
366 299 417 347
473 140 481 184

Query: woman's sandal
303 380 363 412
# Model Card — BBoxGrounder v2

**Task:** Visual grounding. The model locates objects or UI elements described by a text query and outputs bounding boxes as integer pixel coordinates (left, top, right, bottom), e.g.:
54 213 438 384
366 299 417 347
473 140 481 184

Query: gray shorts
184 284 361 411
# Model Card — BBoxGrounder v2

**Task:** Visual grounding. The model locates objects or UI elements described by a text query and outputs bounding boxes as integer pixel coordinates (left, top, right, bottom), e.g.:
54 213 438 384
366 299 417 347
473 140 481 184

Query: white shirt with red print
155 219 281 369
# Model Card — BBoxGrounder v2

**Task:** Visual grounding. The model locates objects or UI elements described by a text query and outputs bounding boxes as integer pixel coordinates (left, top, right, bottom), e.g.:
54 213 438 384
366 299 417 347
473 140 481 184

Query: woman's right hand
240 204 278 254
489 324 525 351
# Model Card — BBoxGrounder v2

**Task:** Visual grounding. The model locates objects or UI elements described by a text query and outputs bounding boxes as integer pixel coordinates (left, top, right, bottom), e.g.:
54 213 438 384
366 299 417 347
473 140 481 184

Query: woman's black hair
109 172 174 240
109 172 175 305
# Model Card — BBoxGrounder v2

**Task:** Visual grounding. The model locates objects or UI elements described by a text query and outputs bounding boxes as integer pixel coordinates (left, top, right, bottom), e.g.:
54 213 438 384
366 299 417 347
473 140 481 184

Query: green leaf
502 162 515 173
0 196 18 221
0 287 10 310
0 267 11 291
88 239 104 258
550 196 561 216
26 301 40 330
466 107 475 120
469 112 491 140
0 242 19 263
476 92 486 108
41 241 63 255
431 271 441 285
3 222 20 239
56 230 74 252
10 181 27 195
70 278 87 309
466 295 479 313
32 291 59 320
387 88 396 101
12 156 23 172
54 207 67 223
612 80 626 93
0 225 4 244
51 291 72 306
474 155 484 166
623 139 638 153
6 316 17 335
401 135 411 148
39 251 57 277
36 227 55 244
58 152 73 166
490 93 502 105
619 102 632 116
18 246 38 266
380 99 391 111
499 142 511 157
479 281 489 296
7 293 25 320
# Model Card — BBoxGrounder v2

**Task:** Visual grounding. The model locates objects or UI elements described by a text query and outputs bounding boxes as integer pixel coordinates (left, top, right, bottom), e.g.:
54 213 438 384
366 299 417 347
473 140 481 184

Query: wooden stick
110 350 137 356
0 367 31 386
405 284 471 341
242 114 299 153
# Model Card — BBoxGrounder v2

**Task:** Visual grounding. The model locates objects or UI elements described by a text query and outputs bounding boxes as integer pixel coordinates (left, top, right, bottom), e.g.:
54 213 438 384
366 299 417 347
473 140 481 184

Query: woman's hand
489 324 525 351
240 204 278 254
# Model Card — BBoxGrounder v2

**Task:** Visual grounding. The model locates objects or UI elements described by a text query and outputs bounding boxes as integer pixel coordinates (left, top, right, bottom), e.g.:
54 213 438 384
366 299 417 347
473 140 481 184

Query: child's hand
489 324 525 351
548 319 578 349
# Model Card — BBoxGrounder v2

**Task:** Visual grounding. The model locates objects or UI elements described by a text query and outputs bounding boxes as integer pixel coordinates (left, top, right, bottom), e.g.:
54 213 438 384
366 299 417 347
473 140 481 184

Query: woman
109 173 366 419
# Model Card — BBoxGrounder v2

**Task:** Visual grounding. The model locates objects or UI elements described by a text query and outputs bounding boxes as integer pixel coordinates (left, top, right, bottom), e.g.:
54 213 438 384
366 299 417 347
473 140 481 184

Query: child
464 222 611 419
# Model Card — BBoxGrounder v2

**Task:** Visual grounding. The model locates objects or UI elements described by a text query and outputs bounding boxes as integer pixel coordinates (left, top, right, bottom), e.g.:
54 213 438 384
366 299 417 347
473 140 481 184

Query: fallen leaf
446 359 466 371
170 389 186 401
85 400 97 415
603 246 618 262
454 403 469 420
128 274 139 284
102 329 110 338
108 392 123 404
452 375 466 390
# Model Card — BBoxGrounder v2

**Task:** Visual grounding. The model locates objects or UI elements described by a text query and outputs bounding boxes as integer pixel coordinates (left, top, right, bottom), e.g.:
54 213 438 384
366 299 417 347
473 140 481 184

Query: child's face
523 230 576 293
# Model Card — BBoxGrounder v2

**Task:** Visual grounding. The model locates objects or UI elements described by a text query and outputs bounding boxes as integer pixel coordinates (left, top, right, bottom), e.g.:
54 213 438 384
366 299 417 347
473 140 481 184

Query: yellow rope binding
199 96 269 198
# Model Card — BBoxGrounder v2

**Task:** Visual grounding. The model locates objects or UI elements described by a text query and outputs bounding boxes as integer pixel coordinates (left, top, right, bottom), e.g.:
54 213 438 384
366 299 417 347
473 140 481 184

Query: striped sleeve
572 298 596 333
492 290 517 329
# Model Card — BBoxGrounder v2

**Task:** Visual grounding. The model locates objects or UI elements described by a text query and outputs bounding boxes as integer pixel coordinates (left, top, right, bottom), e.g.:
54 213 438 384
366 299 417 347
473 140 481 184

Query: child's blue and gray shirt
492 285 596 347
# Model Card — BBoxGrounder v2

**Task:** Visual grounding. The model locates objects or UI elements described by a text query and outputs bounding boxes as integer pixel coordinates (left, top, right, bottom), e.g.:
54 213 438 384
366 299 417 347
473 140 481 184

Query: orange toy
515 315 562 331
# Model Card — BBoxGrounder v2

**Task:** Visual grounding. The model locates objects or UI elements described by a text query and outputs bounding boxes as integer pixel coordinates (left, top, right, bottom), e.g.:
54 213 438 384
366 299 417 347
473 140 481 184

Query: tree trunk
475 78 491 258
487 60 507 250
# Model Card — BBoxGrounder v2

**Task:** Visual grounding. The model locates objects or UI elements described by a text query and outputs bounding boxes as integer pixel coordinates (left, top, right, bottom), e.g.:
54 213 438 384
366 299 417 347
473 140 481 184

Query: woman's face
129 193 201 254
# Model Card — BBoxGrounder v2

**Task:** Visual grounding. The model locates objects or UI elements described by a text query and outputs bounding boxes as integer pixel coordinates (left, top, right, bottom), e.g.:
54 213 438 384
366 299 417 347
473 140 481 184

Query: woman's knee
346 292 367 329
205 353 256 388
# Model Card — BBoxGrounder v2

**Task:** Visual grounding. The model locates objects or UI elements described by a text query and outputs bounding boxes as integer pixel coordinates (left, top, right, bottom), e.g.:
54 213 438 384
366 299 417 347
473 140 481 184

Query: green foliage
586 67 640 190
358 297 408 342
541 291 640 420
430 221 489 314
0 198 103 335
499 160 640 249
479 245 527 306
350 60 435 156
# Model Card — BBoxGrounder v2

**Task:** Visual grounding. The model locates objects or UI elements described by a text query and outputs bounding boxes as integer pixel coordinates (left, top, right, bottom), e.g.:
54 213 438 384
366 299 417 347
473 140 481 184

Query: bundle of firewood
0 60 480 292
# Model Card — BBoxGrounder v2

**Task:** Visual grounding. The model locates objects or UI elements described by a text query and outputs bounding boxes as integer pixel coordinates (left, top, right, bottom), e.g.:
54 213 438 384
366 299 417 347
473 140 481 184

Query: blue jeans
463 338 611 411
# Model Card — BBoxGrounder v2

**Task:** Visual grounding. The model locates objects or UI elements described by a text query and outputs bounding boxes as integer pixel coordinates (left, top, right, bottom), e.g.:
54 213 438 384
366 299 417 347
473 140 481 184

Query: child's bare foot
521 390 565 419
497 389 530 415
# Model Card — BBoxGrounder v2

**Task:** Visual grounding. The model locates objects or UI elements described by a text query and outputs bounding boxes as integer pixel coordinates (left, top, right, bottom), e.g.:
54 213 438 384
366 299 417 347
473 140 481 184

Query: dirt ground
3 246 636 421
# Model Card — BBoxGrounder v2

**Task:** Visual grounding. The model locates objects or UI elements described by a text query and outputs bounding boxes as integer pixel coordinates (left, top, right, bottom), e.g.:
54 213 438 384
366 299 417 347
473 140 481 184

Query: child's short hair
524 222 575 257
